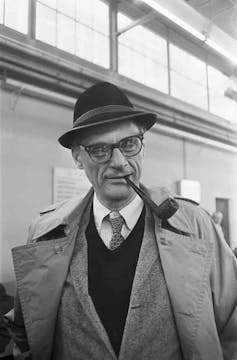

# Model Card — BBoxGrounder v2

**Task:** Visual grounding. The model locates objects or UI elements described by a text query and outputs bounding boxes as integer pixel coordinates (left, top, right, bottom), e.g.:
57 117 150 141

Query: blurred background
0 0 237 295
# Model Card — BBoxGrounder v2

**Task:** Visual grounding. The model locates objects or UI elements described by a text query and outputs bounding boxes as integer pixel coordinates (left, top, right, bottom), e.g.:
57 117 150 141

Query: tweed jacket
7 186 237 360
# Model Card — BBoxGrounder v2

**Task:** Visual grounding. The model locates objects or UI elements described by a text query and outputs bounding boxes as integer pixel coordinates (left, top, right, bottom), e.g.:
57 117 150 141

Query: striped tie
108 211 125 250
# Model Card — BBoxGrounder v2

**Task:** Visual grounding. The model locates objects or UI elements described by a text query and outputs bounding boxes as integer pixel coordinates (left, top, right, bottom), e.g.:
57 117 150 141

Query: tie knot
108 211 124 232
109 211 123 220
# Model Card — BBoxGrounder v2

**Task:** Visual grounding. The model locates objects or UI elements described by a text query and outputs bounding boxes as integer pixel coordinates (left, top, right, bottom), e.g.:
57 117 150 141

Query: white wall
1 88 237 294
1 89 73 294
143 130 237 248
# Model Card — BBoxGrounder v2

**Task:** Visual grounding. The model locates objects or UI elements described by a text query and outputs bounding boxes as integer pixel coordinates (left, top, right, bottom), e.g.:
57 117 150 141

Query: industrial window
118 12 168 93
0 0 29 34
0 0 3 24
170 44 208 110
208 66 237 124
35 0 109 68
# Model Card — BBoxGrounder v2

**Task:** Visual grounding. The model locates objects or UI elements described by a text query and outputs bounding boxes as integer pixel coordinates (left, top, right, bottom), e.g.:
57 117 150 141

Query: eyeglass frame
79 134 144 164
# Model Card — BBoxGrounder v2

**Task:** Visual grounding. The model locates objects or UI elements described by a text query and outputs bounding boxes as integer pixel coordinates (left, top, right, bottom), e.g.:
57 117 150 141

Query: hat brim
58 111 157 149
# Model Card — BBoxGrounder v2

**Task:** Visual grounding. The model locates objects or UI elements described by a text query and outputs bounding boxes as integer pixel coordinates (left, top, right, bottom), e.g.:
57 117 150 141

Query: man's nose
110 148 128 168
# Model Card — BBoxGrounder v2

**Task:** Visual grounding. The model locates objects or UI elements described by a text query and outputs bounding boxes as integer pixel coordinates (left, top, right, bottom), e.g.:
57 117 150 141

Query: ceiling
185 0 237 41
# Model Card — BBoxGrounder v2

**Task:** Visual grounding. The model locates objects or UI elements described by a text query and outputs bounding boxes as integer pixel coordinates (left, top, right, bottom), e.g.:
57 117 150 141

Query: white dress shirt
93 194 144 249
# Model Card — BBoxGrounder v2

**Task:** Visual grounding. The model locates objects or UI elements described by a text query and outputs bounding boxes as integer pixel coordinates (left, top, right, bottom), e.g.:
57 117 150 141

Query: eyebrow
82 133 142 147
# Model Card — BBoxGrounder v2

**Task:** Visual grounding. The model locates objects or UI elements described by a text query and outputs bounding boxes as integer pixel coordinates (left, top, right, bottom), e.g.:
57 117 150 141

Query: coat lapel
154 219 214 360
119 206 159 359
69 202 116 358
12 229 77 360
12 189 95 360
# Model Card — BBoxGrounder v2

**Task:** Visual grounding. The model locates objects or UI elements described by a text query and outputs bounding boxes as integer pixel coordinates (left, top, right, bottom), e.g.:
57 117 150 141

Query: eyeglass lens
86 135 143 163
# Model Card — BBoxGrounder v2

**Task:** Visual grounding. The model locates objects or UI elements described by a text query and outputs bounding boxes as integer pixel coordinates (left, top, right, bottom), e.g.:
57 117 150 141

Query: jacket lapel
119 206 159 359
69 202 117 358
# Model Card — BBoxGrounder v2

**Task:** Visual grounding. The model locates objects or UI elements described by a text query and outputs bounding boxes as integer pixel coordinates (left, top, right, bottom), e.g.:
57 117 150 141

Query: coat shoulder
27 198 76 243
174 196 199 206
168 195 215 241
39 199 68 215
27 190 93 243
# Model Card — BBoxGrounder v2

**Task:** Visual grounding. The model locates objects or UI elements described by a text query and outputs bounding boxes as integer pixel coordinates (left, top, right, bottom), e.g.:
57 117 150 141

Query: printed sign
53 167 91 203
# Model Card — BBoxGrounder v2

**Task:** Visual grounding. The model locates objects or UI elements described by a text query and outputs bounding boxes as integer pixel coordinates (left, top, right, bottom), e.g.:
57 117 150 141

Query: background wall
1 88 237 294
144 130 237 248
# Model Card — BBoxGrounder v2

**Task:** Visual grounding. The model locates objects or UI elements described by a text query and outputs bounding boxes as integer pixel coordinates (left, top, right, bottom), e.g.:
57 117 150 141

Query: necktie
108 211 125 250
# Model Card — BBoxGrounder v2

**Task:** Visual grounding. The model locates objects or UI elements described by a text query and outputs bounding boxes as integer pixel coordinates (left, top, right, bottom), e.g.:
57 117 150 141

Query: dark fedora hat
58 81 157 149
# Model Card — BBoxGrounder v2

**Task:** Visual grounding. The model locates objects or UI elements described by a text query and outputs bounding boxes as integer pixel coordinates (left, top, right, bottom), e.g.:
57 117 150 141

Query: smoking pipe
124 176 191 236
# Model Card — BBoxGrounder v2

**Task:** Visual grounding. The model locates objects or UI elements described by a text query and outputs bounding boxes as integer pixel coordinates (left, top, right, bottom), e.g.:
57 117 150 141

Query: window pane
57 13 75 54
118 13 168 93
4 0 28 34
170 44 207 85
208 65 230 90
209 91 237 123
208 66 237 123
57 0 75 17
36 2 56 46
171 71 208 109
170 44 208 109
76 24 92 62
93 31 109 68
118 13 167 65
38 0 56 8
119 45 168 92
76 23 109 68
35 0 109 68
0 0 4 24
76 0 109 35
118 11 130 28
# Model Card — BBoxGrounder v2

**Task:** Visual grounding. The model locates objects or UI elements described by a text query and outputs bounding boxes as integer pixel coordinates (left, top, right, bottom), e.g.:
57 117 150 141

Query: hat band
73 105 135 128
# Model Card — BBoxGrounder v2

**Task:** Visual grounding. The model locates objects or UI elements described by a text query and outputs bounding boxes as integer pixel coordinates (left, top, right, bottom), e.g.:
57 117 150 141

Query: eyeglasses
80 134 144 164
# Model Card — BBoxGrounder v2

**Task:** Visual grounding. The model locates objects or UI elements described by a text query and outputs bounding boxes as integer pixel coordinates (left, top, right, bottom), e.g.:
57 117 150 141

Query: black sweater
86 206 145 356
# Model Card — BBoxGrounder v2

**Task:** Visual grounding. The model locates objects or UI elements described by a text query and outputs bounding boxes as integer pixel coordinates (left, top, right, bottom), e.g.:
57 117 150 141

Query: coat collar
31 184 171 241
31 188 94 240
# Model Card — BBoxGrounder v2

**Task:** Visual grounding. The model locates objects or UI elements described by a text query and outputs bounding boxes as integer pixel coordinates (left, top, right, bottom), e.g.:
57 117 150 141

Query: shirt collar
93 194 144 231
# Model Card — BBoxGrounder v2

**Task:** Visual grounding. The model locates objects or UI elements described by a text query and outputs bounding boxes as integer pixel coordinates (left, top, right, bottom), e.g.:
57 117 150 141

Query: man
5 82 237 360
212 211 225 238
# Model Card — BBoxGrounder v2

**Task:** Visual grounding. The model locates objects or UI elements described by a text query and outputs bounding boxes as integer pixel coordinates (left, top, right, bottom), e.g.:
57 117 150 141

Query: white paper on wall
53 167 91 203
177 179 201 203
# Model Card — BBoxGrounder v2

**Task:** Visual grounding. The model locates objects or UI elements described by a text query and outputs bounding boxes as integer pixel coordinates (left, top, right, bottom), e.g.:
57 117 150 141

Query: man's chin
104 182 132 200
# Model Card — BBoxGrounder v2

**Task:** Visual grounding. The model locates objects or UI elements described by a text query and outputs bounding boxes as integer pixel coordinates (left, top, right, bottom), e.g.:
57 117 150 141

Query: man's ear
72 148 84 169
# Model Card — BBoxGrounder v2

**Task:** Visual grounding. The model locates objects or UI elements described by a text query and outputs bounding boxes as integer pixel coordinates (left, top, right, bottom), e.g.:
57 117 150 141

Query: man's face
73 121 144 209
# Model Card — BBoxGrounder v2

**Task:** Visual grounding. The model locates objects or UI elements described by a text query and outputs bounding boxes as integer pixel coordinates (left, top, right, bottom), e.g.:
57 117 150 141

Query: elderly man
5 82 237 360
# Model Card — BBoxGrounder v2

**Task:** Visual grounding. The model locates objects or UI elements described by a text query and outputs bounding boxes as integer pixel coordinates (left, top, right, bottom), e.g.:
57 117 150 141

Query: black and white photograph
0 0 237 359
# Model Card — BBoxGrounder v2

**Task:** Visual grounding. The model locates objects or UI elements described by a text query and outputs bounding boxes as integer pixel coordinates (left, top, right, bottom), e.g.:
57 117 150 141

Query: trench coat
6 186 237 360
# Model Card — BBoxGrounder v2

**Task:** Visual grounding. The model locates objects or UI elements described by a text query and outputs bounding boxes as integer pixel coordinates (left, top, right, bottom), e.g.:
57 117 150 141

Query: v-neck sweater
86 206 145 357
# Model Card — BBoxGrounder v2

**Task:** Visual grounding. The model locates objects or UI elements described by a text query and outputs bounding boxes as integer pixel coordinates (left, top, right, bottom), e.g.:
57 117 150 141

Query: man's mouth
106 174 133 180
105 174 133 183
107 177 126 182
